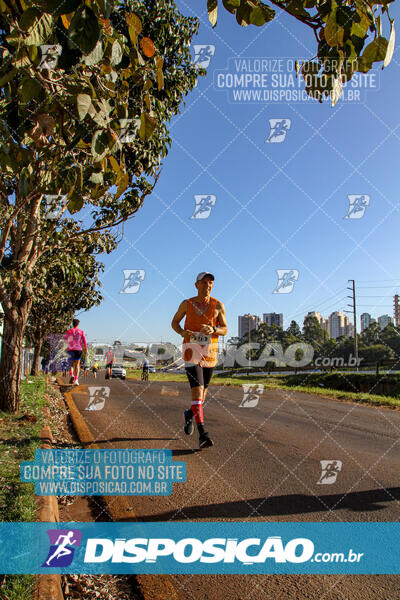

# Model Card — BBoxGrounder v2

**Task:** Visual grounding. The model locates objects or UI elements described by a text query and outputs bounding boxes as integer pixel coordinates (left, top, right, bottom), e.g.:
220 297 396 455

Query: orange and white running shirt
182 297 219 367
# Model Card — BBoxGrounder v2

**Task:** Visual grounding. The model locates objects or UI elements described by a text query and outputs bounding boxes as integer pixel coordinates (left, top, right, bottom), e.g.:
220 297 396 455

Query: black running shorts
185 365 214 389
67 350 82 361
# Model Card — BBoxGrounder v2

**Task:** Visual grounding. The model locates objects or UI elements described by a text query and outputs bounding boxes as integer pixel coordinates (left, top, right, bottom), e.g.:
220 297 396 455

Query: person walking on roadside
105 347 114 379
64 318 87 386
171 272 227 449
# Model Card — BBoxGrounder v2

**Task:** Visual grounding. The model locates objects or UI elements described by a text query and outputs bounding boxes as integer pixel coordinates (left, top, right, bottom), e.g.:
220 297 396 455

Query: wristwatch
213 326 217 333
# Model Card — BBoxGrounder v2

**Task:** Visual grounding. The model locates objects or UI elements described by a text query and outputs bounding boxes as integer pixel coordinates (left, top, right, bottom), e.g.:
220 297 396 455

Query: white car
111 364 126 380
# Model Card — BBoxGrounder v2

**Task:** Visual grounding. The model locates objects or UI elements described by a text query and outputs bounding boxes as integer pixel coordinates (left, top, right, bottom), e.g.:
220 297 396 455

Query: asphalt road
67 373 400 600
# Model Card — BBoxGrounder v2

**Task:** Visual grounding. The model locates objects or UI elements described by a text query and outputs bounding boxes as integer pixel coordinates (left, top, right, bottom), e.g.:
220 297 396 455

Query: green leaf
69 6 100 55
83 41 103 65
138 112 157 142
115 172 129 199
207 0 218 27
89 171 104 184
68 190 84 213
20 10 53 46
0 68 17 87
77 93 93 120
110 40 123 66
383 20 395 68
286 0 309 18
331 75 343 106
126 13 142 34
362 36 388 65
324 10 344 47
236 2 250 25
91 130 110 161
19 7 41 31
248 2 275 25
351 12 370 38
21 78 44 102
222 0 240 13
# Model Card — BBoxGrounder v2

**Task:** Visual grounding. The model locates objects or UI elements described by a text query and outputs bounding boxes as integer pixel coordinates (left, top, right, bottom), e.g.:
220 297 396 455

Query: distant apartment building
262 313 283 328
329 311 352 339
307 311 329 334
378 314 394 330
238 314 261 339
360 312 377 332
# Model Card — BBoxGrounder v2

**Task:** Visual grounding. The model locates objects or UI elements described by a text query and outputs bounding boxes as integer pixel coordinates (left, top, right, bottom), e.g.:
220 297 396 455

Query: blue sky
80 0 400 346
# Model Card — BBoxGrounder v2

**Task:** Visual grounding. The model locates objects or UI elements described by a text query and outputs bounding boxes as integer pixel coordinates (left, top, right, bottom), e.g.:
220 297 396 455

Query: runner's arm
171 300 193 337
215 301 228 336
81 331 88 353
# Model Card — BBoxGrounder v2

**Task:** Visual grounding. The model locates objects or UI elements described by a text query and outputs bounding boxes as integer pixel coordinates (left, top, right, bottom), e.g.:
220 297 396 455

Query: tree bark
31 335 43 376
0 303 31 413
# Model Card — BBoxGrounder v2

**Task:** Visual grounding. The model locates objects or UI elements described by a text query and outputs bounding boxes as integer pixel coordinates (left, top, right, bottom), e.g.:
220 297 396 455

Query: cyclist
105 347 114 379
64 318 87 385
171 272 227 449
142 357 149 381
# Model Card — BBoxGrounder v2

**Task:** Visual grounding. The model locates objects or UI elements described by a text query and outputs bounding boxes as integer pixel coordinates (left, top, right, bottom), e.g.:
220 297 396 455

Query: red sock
191 399 204 424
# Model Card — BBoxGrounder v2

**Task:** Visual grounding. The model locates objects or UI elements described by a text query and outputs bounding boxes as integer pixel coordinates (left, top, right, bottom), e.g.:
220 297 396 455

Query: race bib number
190 332 211 345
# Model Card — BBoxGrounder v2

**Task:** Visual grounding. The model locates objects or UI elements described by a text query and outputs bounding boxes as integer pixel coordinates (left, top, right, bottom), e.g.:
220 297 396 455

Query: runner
62 359 68 377
171 272 227 449
105 347 114 379
64 318 87 385
92 362 98 379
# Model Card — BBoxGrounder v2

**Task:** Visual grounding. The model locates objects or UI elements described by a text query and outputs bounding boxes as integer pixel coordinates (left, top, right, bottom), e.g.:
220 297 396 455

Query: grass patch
0 375 47 600
126 369 188 382
212 373 400 408
129 369 400 408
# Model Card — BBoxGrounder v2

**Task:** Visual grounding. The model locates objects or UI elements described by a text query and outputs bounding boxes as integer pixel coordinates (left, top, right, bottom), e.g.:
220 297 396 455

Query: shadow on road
131 487 400 521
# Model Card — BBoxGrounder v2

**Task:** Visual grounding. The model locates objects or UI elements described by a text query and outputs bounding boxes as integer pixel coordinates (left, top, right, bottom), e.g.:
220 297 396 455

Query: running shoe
199 433 214 449
183 409 194 435
74 379 79 386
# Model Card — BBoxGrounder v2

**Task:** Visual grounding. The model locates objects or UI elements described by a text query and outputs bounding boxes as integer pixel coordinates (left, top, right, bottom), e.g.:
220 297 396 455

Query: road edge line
35 406 64 600
58 378 181 600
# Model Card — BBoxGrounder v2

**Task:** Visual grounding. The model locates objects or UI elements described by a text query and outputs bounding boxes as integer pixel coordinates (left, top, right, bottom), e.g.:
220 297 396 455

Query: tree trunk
31 336 43 376
0 305 30 413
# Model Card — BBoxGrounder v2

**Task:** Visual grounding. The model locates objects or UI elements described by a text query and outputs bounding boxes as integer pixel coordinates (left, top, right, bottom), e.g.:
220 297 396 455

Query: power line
287 288 347 321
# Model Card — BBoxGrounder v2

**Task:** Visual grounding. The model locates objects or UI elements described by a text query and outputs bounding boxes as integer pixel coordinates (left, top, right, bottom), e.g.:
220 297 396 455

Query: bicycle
141 369 149 381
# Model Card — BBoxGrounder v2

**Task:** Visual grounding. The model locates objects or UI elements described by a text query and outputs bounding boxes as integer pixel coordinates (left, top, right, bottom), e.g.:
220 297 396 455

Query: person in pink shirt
64 318 87 385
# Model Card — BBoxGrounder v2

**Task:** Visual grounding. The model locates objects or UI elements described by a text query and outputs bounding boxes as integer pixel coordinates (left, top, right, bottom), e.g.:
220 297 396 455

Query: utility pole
248 318 251 371
346 279 358 369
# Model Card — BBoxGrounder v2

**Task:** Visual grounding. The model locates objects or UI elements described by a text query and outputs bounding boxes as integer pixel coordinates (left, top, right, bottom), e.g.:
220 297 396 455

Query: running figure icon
45 531 77 566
